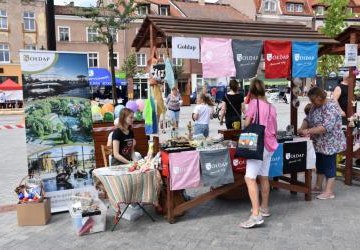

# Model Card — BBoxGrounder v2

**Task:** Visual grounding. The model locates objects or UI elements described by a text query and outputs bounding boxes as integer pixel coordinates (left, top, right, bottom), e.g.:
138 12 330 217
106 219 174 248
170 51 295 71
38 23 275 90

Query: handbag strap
254 99 260 124
225 94 242 120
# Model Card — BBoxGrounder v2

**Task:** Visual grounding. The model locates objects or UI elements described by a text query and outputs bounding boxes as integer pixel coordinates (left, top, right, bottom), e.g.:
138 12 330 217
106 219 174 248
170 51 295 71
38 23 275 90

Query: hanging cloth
164 58 175 90
143 98 154 135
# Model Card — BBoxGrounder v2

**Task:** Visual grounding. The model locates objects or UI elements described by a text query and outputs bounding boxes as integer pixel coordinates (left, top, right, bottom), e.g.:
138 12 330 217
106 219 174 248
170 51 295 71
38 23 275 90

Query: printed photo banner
172 37 200 59
232 40 263 79
292 42 318 78
264 41 291 79
199 148 234 187
201 38 236 78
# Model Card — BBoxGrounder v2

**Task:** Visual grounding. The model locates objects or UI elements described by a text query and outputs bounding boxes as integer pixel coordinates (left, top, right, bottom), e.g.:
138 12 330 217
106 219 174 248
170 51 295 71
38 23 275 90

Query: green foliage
317 0 351 80
121 52 137 78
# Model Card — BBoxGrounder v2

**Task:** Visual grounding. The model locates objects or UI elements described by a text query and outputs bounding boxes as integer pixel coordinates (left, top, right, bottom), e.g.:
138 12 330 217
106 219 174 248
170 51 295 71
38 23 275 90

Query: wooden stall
319 26 360 185
92 120 149 168
132 15 337 223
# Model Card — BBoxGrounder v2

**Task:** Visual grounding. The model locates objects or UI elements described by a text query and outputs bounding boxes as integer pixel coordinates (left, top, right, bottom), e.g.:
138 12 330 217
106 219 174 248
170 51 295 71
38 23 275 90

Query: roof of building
279 0 313 16
132 15 337 51
171 1 250 21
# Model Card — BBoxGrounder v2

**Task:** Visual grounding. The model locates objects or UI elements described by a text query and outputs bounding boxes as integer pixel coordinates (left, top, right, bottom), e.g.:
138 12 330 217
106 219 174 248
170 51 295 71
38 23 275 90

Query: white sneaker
240 214 264 229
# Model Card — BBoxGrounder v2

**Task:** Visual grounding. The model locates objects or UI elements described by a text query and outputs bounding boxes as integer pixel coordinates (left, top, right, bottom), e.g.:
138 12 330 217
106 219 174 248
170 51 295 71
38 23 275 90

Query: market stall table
92 167 161 231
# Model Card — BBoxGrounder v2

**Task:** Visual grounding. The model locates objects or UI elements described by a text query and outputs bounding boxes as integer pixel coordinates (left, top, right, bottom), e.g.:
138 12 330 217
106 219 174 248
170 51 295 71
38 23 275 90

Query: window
109 28 117 43
136 53 146 67
137 5 149 16
294 4 303 13
87 27 98 42
0 10 7 29
108 52 118 68
88 53 98 67
172 58 183 66
0 44 9 63
315 6 324 15
264 0 276 13
23 12 35 31
159 5 169 16
24 44 36 50
58 27 70 41
286 3 294 12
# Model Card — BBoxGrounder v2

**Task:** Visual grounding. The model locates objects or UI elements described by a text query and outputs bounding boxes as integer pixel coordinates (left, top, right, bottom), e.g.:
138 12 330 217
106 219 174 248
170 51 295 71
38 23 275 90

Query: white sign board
345 44 358 67
172 37 200 59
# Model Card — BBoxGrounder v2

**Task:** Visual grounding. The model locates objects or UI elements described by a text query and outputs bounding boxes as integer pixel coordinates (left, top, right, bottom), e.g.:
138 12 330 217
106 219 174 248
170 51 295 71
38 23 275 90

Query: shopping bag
236 99 265 160
199 148 234 186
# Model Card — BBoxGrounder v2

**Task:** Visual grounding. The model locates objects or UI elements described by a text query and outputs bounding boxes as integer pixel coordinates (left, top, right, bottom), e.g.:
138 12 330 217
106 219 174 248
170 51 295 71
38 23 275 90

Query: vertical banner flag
345 44 358 67
292 42 318 78
201 38 236 78
283 141 307 174
269 144 283 177
199 148 234 186
264 41 291 79
232 40 263 79
20 51 96 212
172 37 200 59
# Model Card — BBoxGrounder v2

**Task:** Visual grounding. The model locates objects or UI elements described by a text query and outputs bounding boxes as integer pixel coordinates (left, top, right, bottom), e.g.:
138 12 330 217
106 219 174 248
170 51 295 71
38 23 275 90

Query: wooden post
345 32 357 185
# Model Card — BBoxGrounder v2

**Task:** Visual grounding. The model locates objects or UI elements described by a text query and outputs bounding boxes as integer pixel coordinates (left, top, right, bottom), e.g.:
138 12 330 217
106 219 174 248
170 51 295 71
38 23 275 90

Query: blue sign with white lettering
269 144 283 177
292 42 318 78
88 68 126 86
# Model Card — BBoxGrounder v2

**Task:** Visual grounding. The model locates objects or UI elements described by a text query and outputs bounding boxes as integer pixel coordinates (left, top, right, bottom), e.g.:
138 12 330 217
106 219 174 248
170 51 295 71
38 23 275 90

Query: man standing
0 91 5 109
333 72 349 125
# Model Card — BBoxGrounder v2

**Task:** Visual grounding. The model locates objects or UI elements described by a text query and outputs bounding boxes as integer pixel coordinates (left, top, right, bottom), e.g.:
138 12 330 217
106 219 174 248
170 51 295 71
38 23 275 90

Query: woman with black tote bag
240 79 278 229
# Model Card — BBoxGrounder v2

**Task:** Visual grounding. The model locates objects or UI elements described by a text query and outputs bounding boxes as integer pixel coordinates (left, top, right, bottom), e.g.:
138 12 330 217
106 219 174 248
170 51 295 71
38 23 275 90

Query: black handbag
235 99 266 160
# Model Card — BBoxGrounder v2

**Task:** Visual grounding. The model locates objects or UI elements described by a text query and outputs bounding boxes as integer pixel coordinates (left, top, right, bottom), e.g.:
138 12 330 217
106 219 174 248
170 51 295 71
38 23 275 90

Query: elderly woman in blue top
298 87 346 200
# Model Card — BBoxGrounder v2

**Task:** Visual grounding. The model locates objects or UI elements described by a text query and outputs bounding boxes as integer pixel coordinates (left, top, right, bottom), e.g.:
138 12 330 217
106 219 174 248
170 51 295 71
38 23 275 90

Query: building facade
0 0 47 67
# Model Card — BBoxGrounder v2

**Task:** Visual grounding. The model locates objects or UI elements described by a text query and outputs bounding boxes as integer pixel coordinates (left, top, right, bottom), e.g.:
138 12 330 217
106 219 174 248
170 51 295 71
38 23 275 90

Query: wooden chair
101 145 113 167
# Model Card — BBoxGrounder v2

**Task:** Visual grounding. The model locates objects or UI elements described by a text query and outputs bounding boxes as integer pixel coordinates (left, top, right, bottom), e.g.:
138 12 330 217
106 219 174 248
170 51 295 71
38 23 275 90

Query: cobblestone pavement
1 99 360 249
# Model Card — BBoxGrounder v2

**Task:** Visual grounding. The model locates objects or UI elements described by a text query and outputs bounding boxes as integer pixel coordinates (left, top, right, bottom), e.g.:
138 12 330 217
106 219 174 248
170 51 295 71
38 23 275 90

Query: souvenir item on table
276 130 294 143
236 99 265 160
126 100 138 112
103 112 114 122
15 176 44 203
91 104 103 121
134 111 143 121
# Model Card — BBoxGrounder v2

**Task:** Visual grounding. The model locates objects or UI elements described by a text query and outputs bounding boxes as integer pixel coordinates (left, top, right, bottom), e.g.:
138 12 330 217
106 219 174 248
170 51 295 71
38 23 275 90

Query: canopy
0 79 22 90
88 68 126 86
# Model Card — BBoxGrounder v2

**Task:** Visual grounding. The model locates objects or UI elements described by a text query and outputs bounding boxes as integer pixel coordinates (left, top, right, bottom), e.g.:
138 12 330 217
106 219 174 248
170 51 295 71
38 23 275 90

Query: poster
264 41 291 79
201 38 236 78
172 37 200 59
232 40 262 79
345 44 358 67
292 42 318 78
283 141 307 174
20 51 96 212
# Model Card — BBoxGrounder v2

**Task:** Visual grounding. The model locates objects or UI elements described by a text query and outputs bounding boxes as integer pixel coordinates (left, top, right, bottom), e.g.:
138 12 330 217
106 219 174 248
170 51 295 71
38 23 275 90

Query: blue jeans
194 124 209 137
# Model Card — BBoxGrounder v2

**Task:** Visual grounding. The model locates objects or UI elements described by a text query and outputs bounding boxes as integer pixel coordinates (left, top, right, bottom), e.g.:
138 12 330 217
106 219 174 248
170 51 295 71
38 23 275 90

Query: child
297 103 312 136
192 93 214 137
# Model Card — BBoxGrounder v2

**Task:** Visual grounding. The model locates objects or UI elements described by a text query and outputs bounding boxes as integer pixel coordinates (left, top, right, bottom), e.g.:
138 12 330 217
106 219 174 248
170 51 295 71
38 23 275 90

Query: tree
121 52 137 79
82 0 136 105
317 0 352 88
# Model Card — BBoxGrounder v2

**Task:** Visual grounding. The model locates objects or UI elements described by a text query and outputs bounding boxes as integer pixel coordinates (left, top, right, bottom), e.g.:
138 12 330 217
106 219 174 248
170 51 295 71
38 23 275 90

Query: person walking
298 87 346 200
166 87 182 129
0 91 6 109
192 93 214 137
240 78 278 229
220 79 244 130
333 72 349 125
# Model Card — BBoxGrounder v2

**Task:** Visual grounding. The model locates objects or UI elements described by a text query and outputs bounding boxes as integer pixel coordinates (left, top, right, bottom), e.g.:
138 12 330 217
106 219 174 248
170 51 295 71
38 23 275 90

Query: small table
93 167 161 230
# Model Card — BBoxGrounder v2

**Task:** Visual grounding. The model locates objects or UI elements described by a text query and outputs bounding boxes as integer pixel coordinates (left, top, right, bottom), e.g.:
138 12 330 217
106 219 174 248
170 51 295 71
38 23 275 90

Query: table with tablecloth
93 168 161 219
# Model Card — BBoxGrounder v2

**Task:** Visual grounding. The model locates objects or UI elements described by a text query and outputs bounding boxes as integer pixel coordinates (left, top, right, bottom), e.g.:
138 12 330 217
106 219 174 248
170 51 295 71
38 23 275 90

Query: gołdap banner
232 40 263 79
264 41 291 79
283 141 307 174
201 38 236 78
20 51 96 212
172 37 200 59
269 144 283 177
292 42 318 78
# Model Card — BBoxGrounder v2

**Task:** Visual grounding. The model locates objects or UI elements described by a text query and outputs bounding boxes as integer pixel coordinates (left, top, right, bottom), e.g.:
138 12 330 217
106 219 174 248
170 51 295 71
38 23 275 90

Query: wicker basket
15 175 44 203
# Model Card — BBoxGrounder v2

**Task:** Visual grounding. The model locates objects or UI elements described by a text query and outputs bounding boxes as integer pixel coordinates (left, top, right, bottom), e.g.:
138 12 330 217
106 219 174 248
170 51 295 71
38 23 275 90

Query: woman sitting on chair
111 108 137 165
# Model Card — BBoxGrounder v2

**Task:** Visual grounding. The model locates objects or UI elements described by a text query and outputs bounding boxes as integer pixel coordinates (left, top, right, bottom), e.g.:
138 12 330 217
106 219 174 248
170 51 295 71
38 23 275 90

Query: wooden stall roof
319 25 360 56
132 15 337 51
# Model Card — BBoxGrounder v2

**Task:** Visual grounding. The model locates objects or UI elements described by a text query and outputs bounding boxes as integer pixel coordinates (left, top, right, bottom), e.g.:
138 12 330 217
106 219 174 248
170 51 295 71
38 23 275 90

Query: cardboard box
17 198 51 226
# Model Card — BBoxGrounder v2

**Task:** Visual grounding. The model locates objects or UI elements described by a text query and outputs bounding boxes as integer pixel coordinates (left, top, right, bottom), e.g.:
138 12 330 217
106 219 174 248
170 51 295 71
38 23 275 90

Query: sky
54 0 97 7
